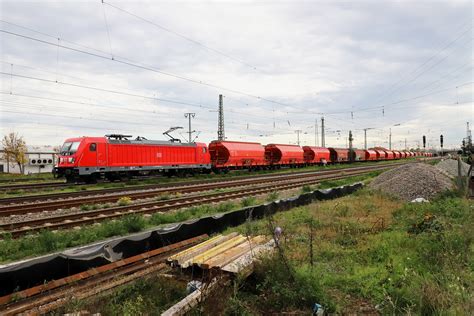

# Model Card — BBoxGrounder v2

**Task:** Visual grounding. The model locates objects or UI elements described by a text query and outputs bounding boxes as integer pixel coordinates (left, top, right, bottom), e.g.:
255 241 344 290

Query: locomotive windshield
60 141 80 155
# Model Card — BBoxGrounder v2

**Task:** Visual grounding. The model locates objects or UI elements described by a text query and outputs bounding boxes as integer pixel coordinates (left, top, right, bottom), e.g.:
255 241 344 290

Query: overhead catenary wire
0 102 305 138
102 0 260 72
0 70 322 126
375 36 474 103
0 107 176 127
286 81 473 115
0 27 308 113
0 59 312 126
3 72 469 141
0 91 308 135
101 0 114 59
414 61 473 95
366 21 473 108
0 97 309 137
2 21 469 118
1 16 471 146
0 71 213 108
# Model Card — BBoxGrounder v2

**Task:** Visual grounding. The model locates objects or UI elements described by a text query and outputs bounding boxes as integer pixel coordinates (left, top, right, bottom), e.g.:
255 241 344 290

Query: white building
0 146 57 174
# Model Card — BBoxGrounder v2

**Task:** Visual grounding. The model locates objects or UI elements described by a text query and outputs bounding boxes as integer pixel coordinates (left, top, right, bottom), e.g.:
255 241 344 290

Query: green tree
2 132 27 174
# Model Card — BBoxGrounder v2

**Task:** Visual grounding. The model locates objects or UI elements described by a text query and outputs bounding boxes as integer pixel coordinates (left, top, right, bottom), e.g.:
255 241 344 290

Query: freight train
53 134 432 183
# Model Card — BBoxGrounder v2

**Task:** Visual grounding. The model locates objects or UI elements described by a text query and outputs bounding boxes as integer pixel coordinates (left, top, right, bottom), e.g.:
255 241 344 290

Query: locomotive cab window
60 141 80 155
89 143 97 152
202 147 207 153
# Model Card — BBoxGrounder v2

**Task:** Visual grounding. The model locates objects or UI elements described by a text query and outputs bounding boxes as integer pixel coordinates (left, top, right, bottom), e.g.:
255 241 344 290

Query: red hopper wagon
374 149 387 160
328 148 349 162
208 140 266 171
364 149 378 161
384 150 395 160
265 144 305 166
350 149 366 161
303 146 331 164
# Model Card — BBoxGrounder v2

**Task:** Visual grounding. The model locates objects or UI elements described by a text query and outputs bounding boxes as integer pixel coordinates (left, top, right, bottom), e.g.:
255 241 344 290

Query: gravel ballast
436 158 470 177
369 163 454 201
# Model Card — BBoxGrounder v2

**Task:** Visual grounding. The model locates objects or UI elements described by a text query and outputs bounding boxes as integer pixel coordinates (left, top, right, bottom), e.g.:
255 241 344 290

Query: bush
37 230 58 252
267 191 279 202
241 254 334 313
155 194 171 201
80 204 91 211
122 214 146 233
301 185 313 193
241 196 257 207
95 277 186 315
118 196 132 206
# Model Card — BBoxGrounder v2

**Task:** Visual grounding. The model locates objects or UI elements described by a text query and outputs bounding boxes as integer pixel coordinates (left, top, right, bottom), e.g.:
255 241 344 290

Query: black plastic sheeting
0 183 362 295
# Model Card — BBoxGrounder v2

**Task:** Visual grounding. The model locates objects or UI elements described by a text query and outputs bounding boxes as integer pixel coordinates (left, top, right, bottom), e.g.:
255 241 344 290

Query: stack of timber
162 233 275 316
167 232 274 275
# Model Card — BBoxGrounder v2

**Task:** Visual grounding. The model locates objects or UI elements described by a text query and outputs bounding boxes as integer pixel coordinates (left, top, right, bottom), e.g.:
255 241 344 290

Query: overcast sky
0 0 472 150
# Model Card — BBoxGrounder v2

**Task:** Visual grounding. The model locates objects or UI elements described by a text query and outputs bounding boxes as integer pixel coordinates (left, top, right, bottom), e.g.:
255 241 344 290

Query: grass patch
241 196 257 207
318 170 383 189
301 184 313 193
266 191 279 202
57 276 186 315
117 196 132 206
0 201 237 263
221 189 473 314
0 171 381 263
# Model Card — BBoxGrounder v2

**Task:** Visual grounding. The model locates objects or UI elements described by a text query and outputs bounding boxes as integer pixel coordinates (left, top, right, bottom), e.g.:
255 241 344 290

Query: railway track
0 162 409 218
0 177 52 184
0 235 207 315
0 161 414 204
0 181 68 192
1 164 396 237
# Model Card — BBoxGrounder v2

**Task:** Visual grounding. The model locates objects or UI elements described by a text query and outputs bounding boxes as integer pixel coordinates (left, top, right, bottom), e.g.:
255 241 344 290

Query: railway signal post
440 134 444 156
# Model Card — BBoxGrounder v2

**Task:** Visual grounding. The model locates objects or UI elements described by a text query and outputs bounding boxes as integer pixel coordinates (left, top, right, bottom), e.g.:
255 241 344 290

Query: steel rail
0 162 408 216
0 181 67 191
0 161 410 205
2 165 390 237
0 235 208 315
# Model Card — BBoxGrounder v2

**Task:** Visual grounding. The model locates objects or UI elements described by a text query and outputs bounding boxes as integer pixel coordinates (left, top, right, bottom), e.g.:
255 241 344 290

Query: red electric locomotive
54 134 211 182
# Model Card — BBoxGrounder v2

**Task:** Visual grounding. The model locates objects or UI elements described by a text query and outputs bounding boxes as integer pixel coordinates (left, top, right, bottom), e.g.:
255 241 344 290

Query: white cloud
0 0 472 149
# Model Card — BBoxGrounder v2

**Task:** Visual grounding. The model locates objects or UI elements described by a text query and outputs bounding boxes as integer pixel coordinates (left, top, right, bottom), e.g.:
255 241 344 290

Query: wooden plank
168 233 238 266
161 278 220 316
221 240 275 276
167 235 222 263
185 236 247 267
200 236 267 269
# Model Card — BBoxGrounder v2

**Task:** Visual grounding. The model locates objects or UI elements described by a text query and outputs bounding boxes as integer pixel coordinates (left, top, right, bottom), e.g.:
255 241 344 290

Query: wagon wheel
84 175 97 184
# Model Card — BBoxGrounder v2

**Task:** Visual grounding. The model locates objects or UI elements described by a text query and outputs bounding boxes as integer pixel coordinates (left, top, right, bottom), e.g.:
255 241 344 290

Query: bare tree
1 132 27 174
